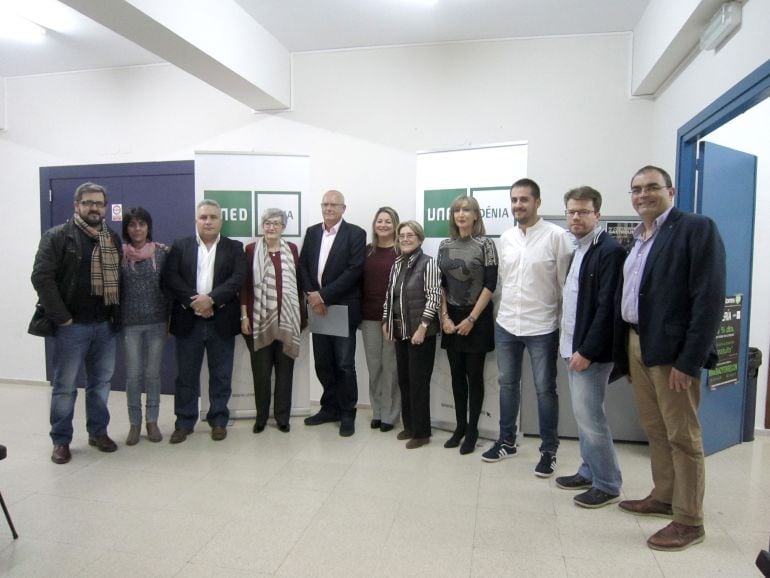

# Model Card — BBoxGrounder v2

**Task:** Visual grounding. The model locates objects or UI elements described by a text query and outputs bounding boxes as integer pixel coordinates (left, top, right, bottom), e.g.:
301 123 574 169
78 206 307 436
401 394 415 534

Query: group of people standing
30 163 725 552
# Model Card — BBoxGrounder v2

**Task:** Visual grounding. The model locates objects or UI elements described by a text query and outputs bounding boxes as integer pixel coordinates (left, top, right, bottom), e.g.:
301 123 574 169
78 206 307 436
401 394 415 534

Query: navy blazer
163 235 247 338
570 230 625 364
299 219 366 326
614 208 726 378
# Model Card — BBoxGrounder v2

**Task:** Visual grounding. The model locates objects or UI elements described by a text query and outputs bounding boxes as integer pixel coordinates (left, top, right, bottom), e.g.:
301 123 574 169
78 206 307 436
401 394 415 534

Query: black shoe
555 473 592 490
169 429 192 444
88 434 118 453
278 423 291 433
371 419 382 429
534 451 557 478
443 427 466 449
304 410 340 426
253 422 266 434
574 487 620 509
379 423 394 433
459 429 478 455
340 418 355 437
51 444 71 464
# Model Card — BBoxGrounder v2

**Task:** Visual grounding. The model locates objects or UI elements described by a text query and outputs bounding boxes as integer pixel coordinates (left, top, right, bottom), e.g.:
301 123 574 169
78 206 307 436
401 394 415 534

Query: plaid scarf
73 214 120 305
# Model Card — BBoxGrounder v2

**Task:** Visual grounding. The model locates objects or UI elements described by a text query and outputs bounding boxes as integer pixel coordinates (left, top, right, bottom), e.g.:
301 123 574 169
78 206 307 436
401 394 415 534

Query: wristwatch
420 320 429 329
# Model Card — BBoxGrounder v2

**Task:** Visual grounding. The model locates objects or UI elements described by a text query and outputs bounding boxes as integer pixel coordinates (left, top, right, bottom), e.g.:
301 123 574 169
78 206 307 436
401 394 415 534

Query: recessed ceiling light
0 10 46 43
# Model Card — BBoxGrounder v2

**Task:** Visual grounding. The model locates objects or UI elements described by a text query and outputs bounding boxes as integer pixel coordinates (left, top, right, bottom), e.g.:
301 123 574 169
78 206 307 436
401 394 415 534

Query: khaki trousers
627 331 705 526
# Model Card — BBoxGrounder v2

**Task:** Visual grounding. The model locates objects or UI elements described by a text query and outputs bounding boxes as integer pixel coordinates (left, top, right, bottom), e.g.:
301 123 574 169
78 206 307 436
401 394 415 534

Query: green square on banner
205 190 252 237
423 188 466 238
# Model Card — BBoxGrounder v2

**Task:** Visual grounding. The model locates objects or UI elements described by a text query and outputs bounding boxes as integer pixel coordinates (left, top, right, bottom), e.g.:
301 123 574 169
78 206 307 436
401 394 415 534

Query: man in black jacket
31 182 122 464
615 166 725 551
554 187 625 508
163 199 246 443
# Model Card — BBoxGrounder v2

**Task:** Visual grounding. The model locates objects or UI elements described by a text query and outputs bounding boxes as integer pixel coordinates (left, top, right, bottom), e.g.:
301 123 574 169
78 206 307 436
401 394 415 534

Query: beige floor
0 381 768 577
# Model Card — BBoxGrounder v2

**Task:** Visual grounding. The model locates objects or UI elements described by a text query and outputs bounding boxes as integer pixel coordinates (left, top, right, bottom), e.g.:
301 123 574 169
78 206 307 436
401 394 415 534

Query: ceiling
0 0 650 78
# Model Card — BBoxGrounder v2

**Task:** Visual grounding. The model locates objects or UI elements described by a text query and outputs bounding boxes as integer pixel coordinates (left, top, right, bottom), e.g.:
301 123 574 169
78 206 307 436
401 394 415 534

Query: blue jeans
312 328 358 418
566 360 622 495
123 323 166 425
50 321 117 445
495 323 559 452
174 318 235 430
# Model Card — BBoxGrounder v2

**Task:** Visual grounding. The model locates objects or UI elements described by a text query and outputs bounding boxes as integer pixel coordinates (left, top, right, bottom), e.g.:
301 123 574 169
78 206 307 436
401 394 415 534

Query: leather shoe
169 429 192 444
339 419 355 437
51 444 71 464
405 437 430 449
618 495 673 518
379 422 394 433
304 410 340 426
278 423 291 433
253 422 266 434
370 419 382 429
211 426 227 441
647 522 705 551
88 434 118 453
396 430 413 441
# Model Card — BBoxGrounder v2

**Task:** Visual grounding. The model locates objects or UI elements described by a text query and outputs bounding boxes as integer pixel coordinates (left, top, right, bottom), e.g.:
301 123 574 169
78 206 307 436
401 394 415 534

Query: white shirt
496 218 574 336
317 220 340 287
559 226 600 358
196 234 220 301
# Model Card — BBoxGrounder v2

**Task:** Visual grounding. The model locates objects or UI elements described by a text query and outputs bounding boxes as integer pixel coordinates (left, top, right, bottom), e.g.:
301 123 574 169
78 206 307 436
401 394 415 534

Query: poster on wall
708 294 743 389
194 151 311 420
416 142 528 438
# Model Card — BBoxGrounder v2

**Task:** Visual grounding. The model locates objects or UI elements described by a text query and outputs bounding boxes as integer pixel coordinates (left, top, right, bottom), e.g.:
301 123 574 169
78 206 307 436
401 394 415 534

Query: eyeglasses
629 183 668 196
263 221 284 229
79 200 106 209
564 209 596 217
398 233 417 240
321 203 344 209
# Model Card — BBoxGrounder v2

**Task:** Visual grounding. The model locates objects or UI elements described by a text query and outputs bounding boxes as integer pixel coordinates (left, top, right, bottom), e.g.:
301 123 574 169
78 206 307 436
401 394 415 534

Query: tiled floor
0 381 768 577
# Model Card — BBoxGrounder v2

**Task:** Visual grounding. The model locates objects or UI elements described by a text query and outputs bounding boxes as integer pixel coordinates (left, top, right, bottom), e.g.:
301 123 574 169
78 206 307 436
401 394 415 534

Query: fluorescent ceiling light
700 1 742 51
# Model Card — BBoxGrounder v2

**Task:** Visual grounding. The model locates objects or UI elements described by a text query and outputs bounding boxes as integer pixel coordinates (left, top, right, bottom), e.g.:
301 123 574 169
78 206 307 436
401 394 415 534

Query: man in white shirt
481 178 573 478
164 199 246 443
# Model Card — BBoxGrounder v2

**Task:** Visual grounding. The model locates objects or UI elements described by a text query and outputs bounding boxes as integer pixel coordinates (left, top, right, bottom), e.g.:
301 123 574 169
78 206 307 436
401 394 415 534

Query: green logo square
423 188 466 238
205 190 252 238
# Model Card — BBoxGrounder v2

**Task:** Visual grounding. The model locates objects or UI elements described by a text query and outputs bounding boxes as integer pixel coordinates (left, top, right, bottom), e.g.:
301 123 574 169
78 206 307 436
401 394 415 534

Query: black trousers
446 349 487 431
312 328 358 418
395 336 436 439
243 335 295 427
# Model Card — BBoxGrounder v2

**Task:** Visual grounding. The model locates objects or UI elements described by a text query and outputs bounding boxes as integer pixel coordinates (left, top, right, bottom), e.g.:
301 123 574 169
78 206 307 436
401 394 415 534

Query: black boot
444 425 466 448
460 427 478 455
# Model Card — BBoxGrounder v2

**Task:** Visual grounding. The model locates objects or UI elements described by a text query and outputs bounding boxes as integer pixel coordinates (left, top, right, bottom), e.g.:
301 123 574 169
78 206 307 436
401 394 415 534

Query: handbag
28 302 56 337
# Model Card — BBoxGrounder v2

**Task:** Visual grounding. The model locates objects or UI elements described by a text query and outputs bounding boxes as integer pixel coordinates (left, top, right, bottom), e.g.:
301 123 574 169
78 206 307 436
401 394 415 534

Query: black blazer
570 230 625 364
299 219 366 326
163 235 247 338
614 208 726 378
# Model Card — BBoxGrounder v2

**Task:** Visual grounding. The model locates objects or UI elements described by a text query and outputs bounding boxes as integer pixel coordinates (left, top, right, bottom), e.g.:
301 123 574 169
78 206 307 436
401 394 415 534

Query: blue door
696 141 757 455
38 161 195 394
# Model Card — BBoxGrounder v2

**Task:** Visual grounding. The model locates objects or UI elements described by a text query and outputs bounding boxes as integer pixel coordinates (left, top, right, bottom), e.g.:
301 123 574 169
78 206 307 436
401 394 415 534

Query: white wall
1 33 652 401
650 0 770 430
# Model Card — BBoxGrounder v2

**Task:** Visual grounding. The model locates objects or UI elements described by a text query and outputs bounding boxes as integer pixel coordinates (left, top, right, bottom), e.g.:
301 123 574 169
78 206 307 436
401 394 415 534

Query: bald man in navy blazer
614 165 725 552
299 190 366 436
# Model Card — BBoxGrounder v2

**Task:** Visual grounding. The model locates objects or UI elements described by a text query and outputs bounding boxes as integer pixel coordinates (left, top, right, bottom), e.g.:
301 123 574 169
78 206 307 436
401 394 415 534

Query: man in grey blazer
615 165 725 552
163 199 246 443
299 190 366 436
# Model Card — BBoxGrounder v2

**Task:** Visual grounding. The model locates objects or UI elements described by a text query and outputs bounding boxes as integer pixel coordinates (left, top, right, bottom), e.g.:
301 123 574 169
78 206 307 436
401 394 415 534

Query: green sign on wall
423 188 466 238
204 190 251 238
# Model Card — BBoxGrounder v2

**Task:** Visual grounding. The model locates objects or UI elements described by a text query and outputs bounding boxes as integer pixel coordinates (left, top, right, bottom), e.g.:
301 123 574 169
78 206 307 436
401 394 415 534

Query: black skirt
440 302 494 353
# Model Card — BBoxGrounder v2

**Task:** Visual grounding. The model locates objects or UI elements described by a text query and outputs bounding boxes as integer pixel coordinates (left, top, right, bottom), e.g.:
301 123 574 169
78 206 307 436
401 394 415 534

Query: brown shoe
146 422 163 443
169 429 191 444
211 425 227 441
88 434 118 453
647 522 705 551
405 437 430 449
126 425 141 446
51 444 71 464
618 495 673 518
396 430 413 441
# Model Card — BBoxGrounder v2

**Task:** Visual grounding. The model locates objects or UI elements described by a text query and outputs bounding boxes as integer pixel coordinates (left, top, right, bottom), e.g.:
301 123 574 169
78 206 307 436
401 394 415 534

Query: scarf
251 239 301 359
122 241 159 271
73 214 120 305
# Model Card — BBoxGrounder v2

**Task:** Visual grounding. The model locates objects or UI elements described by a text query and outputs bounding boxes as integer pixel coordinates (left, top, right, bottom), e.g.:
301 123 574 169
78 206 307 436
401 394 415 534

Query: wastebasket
744 347 762 442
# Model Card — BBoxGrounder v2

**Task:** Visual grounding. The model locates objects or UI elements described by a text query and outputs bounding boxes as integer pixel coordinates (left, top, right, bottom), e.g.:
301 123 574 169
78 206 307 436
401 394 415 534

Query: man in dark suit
299 190 366 436
163 199 246 443
615 166 725 551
